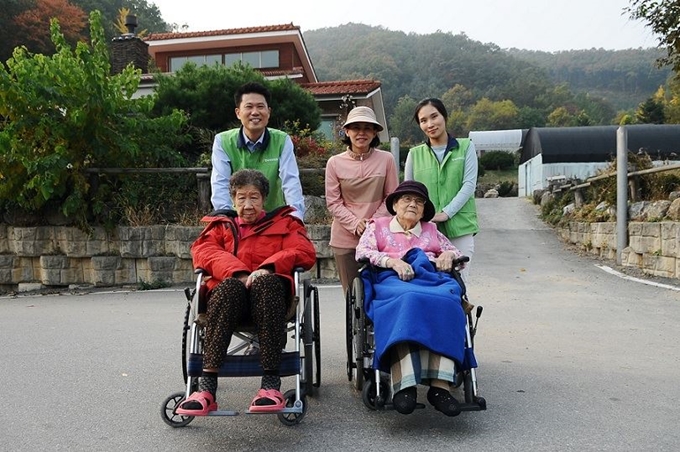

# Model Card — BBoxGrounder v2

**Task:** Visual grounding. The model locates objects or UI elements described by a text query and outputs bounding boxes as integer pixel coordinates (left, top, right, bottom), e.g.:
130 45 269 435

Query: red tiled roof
138 68 305 81
260 67 305 77
301 79 381 95
144 24 299 41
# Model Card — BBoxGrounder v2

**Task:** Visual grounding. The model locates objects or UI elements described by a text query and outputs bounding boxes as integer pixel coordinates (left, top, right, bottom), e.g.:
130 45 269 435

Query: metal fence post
390 137 400 176
616 127 628 264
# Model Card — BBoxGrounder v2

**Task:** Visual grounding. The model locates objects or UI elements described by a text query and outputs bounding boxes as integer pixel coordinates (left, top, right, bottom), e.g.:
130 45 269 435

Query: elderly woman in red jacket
176 169 316 416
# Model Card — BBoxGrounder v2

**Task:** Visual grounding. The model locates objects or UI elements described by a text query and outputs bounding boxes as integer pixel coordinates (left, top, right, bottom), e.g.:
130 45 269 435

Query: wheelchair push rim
345 276 365 390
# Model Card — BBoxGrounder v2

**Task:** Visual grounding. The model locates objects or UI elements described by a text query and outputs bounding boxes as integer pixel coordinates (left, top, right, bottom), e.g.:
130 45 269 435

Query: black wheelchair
345 256 486 413
161 268 320 427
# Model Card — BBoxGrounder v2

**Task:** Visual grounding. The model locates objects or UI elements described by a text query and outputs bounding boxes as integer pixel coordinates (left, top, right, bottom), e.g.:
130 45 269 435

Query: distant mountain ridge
303 23 669 118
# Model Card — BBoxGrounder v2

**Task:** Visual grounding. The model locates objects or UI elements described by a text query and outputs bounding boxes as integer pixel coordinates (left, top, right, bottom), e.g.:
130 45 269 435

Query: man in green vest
211 82 305 219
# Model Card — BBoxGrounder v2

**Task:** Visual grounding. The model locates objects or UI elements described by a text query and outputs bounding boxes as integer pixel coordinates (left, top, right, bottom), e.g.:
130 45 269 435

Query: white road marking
596 265 680 291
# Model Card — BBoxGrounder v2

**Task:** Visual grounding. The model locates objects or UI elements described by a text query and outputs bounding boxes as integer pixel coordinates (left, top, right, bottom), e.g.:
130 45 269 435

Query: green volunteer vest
409 138 479 238
218 128 287 212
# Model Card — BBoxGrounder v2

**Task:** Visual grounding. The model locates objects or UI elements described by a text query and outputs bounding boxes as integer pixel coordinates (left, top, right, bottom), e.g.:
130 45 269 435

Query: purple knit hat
385 180 436 222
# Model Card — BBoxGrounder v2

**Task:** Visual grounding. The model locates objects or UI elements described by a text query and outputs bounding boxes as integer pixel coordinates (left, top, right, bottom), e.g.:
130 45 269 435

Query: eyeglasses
399 195 426 206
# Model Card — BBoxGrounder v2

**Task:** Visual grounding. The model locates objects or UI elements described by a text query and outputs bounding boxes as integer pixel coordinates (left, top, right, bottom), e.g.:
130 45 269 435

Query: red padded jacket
190 206 316 293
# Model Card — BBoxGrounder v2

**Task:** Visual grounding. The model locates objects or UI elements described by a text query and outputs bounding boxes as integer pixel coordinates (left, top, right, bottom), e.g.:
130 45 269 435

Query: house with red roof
112 20 389 141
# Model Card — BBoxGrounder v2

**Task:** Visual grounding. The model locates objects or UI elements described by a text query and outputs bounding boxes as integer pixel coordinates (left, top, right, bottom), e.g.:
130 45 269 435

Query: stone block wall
557 221 680 279
0 224 338 292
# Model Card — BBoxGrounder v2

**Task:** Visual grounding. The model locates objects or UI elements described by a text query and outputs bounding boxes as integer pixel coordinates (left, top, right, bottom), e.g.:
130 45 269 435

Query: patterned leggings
202 275 288 371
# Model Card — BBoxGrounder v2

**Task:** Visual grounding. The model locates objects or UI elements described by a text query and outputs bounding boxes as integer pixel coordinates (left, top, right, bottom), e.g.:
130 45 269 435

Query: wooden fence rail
568 162 680 205
83 167 327 212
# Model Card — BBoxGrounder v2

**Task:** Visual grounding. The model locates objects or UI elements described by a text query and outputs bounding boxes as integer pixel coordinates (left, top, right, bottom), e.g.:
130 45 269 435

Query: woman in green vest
404 98 479 282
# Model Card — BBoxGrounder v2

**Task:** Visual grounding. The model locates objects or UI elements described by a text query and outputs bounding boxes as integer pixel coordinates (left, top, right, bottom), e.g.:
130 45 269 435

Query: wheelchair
345 256 486 413
161 268 320 427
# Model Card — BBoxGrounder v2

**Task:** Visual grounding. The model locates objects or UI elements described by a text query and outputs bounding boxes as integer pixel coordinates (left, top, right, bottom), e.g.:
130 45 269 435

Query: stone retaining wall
0 224 337 292
557 221 680 279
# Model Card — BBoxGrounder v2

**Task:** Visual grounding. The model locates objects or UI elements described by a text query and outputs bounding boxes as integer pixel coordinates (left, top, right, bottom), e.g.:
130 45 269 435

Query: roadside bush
497 180 516 197
0 12 190 228
480 151 515 170
284 120 335 197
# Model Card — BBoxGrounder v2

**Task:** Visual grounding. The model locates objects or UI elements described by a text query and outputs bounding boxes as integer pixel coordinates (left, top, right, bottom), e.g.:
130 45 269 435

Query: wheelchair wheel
361 379 388 411
277 389 308 426
181 303 200 392
313 284 321 388
302 281 316 396
181 302 191 382
346 277 365 390
160 392 194 428
463 371 474 404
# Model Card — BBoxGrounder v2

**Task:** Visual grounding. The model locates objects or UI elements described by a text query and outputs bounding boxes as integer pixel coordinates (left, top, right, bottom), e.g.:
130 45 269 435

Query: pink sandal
249 388 286 413
175 391 217 416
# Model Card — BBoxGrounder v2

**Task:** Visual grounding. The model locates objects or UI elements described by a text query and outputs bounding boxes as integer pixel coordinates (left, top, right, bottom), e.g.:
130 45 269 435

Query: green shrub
498 180 515 197
0 11 190 228
152 64 322 163
479 151 515 170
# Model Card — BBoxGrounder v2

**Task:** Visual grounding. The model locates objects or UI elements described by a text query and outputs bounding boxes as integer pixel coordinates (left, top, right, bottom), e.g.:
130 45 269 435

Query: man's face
235 93 271 141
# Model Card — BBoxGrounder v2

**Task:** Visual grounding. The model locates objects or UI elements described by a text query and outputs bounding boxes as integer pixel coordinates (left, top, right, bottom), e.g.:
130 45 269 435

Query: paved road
1 197 679 451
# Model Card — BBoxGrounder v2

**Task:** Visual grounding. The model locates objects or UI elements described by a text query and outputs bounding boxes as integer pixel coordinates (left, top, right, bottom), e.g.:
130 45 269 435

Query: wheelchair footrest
206 410 239 416
188 352 301 378
459 397 487 411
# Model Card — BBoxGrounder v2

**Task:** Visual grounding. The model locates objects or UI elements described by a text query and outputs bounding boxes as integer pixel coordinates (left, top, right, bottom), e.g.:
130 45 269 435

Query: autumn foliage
13 0 87 54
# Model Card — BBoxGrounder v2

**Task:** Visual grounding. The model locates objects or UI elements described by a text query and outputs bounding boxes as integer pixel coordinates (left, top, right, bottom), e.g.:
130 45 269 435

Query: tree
465 98 519 131
441 84 475 112
547 106 576 127
268 77 322 131
152 63 321 160
12 0 88 55
636 97 666 123
664 77 680 123
388 95 420 145
517 106 546 128
0 0 32 62
626 1 680 72
69 0 169 40
0 11 189 227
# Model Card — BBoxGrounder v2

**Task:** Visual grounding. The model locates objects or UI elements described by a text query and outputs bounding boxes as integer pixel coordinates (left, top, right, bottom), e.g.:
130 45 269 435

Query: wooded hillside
304 23 670 135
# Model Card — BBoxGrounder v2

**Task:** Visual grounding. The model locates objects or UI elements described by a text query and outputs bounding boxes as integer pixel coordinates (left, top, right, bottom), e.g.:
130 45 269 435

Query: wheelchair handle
454 256 470 265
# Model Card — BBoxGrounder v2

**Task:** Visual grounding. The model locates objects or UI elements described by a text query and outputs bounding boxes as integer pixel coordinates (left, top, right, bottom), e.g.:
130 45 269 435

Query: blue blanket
362 248 469 373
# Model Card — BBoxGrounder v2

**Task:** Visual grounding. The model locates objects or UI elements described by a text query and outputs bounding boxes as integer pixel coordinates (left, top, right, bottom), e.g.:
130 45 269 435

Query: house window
318 117 337 141
260 50 278 68
224 53 241 67
224 50 280 69
169 54 222 71
242 52 260 67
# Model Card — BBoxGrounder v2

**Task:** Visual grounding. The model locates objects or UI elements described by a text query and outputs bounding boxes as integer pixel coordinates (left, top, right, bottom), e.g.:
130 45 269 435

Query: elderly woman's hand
386 258 415 281
246 268 272 288
434 251 457 272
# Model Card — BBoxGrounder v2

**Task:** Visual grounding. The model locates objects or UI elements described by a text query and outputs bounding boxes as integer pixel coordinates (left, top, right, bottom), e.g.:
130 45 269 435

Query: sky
149 0 658 52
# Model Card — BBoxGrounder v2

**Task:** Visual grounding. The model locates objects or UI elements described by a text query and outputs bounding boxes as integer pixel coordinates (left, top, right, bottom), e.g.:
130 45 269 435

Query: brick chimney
110 14 149 74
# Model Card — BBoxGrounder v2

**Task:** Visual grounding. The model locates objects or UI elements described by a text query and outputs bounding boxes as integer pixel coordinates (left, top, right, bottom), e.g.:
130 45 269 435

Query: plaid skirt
389 342 456 393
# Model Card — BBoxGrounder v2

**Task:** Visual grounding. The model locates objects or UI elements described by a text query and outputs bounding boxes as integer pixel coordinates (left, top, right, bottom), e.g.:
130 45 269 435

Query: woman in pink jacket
325 106 399 293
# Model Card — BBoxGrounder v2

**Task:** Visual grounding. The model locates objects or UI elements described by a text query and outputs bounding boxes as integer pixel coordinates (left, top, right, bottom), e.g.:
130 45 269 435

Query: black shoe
427 387 461 417
392 386 417 414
